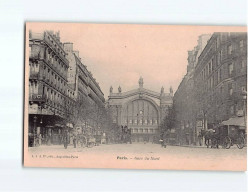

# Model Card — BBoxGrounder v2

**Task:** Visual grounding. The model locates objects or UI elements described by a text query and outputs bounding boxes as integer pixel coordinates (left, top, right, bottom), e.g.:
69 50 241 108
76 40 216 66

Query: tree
160 104 176 136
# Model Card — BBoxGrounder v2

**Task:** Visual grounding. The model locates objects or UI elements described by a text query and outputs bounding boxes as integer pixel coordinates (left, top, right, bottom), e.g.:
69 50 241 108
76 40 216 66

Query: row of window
29 63 75 102
46 49 68 79
43 85 74 109
121 119 158 125
201 60 246 92
46 34 66 58
200 39 245 81
131 129 157 133
29 80 74 110
43 64 67 94
29 44 68 80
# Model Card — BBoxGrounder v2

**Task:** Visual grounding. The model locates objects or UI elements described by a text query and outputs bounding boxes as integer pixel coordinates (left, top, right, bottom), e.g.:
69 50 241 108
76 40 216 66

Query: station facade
107 77 173 142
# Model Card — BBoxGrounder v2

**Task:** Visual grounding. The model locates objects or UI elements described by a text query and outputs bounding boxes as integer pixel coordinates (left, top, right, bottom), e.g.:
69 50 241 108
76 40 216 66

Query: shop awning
221 117 246 127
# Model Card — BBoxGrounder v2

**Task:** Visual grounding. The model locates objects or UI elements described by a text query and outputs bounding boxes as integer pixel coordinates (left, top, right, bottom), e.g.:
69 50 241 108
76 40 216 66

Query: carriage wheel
236 136 245 149
223 137 231 149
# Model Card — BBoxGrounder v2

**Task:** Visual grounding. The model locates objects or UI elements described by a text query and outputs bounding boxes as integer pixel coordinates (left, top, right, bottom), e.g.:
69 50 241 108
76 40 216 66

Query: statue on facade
170 86 173 95
161 86 164 94
139 76 144 88
110 86 113 94
118 86 122 93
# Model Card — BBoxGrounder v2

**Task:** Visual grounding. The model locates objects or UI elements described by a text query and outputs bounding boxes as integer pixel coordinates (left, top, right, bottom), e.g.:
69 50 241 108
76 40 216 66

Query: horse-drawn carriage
203 121 246 149
76 134 96 148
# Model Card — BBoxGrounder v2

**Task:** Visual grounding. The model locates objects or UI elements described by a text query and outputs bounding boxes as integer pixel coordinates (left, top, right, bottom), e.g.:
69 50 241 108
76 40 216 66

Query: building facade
174 34 211 145
28 31 105 147
174 32 247 146
107 77 173 142
63 42 105 105
63 42 105 133
28 30 75 146
194 32 247 131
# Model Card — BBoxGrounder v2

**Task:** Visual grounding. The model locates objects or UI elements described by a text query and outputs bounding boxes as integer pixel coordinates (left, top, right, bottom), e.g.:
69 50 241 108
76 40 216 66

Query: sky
27 23 246 98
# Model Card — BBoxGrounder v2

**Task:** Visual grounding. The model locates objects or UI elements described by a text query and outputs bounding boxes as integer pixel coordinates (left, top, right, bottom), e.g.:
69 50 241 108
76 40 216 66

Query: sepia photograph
24 22 247 171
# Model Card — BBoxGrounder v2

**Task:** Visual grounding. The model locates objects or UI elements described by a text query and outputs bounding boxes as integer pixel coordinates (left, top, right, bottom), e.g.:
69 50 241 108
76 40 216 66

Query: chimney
56 31 60 41
63 42 73 52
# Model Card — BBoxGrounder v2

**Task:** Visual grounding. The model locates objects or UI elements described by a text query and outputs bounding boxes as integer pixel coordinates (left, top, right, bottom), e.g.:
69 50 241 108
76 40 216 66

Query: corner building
28 31 75 146
107 78 173 142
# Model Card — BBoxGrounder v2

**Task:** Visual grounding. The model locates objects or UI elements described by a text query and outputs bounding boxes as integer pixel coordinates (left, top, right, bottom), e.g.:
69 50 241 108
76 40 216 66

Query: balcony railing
43 57 67 81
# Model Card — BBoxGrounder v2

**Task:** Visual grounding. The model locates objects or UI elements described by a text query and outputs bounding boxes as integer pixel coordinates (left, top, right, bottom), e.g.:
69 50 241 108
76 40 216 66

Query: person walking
198 131 203 146
73 134 77 148
64 130 69 149
160 131 168 148
38 134 42 146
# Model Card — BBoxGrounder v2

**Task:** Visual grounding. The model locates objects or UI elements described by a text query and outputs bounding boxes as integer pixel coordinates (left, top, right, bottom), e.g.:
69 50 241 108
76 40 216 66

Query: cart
77 134 87 148
210 118 246 149
220 117 246 149
94 135 101 146
87 137 96 148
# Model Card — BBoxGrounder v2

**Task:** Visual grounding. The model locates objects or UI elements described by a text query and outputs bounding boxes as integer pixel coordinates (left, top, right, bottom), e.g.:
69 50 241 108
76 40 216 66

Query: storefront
28 114 69 147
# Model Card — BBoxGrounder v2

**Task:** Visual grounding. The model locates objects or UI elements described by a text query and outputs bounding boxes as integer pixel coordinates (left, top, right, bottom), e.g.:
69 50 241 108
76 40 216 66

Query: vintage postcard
24 22 247 171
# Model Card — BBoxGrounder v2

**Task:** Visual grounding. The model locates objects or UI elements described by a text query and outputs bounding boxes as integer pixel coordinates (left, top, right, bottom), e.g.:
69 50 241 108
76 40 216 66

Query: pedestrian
162 132 167 148
47 132 51 145
64 130 68 149
198 131 203 146
38 134 42 146
73 134 77 148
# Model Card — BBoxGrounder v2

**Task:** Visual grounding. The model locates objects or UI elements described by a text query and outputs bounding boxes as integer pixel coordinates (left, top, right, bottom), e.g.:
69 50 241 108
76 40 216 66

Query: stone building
63 42 105 132
107 77 173 142
28 30 75 146
194 32 247 131
63 42 104 105
174 34 211 145
174 32 247 146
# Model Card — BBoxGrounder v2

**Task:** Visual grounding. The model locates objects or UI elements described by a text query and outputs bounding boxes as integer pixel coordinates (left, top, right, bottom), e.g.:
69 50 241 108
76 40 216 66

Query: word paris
24 22 247 171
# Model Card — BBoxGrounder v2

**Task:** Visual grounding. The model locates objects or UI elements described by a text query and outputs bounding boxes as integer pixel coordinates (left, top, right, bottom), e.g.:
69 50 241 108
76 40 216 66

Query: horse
201 129 220 148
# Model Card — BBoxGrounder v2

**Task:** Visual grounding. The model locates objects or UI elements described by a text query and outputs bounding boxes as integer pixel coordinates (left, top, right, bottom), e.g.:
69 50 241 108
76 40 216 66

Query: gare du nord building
107 77 173 142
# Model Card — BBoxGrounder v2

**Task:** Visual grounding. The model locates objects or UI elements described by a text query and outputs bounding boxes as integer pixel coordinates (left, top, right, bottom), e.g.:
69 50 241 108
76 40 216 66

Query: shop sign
31 94 46 102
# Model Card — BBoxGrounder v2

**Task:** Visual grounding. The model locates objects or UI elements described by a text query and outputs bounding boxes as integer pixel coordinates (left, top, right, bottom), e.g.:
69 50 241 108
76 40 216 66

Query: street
27 143 247 171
